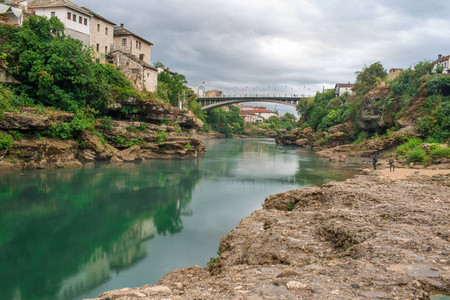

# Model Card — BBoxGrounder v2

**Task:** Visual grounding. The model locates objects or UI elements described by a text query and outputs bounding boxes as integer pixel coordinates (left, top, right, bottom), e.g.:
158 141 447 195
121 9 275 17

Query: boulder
77 130 118 161
0 109 74 131
117 145 141 162
8 138 82 169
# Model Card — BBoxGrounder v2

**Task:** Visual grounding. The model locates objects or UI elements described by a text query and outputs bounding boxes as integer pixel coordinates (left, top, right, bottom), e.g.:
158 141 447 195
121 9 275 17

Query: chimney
120 23 124 28
438 54 443 60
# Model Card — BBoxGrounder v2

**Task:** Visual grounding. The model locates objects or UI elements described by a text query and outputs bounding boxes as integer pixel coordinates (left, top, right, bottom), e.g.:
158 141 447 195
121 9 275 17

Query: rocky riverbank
88 170 450 300
0 99 206 170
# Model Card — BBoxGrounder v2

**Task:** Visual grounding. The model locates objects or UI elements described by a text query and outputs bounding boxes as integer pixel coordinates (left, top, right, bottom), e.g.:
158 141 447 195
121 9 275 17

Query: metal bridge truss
197 96 301 111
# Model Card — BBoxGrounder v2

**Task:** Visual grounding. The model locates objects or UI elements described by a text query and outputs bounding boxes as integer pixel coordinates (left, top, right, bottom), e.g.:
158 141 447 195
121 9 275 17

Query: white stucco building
27 0 92 45
334 83 355 97
433 54 450 74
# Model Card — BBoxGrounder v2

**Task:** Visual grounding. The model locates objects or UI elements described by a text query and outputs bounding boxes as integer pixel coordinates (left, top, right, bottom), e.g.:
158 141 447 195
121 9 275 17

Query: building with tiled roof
113 23 153 65
432 54 450 74
108 50 158 92
334 83 355 97
28 0 92 45
82 7 115 63
241 109 277 120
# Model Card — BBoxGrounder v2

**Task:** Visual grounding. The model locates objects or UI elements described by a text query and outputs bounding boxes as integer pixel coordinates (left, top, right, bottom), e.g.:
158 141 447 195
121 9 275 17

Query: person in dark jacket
372 155 378 170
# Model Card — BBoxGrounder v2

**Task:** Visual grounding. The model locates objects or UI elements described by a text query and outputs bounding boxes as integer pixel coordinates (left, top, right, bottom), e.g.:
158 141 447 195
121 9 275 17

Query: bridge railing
197 93 302 98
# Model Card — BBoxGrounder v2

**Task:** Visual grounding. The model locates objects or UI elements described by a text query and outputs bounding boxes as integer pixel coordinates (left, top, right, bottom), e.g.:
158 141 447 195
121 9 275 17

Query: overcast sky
73 0 449 97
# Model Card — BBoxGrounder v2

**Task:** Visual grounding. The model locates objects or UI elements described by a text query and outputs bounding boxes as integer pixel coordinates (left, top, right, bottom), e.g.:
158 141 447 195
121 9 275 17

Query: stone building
334 83 355 97
108 50 158 92
388 68 403 79
113 24 152 65
82 7 115 63
205 90 223 97
28 0 92 45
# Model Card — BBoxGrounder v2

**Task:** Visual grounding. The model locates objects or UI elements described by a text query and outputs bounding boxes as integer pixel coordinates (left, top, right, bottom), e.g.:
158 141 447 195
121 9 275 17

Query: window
79 16 82 24
139 54 144 60
105 46 108 54
67 12 71 19
105 27 108 35
122 38 126 46
136 41 138 48
73 14 76 21
51 11 55 17
131 69 139 75
97 24 100 32
84 18 87 26
96 43 99 51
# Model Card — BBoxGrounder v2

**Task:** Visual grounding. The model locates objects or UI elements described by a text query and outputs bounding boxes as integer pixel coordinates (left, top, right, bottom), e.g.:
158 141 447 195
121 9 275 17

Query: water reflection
0 161 201 300
0 139 358 300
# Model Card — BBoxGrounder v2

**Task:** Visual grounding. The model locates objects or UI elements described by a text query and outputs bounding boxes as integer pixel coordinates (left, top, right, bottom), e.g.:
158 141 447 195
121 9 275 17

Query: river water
0 138 359 300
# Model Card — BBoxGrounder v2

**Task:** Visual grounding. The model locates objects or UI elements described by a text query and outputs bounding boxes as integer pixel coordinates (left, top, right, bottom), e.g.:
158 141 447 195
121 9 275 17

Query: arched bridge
197 96 302 111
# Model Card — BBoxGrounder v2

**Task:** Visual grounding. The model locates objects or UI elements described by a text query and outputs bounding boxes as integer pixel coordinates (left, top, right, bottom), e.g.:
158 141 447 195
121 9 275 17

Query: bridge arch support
198 96 301 112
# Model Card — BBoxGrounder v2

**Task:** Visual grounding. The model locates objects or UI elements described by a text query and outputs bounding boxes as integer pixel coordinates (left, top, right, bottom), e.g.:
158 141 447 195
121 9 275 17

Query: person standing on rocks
371 155 378 170
389 155 395 172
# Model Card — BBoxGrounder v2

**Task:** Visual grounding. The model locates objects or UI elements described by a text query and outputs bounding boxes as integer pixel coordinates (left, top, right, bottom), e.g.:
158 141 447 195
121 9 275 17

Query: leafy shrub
113 136 144 147
160 119 171 126
431 146 450 159
316 135 329 146
127 123 146 133
354 131 369 144
8 130 23 140
0 84 14 115
45 112 94 139
395 138 423 157
207 257 217 271
121 105 139 115
155 130 168 144
99 116 113 130
0 133 14 149
183 143 191 150
139 123 147 131
406 146 428 164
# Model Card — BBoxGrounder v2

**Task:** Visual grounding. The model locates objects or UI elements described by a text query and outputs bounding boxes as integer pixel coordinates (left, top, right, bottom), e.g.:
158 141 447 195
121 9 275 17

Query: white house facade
29 0 92 45
334 83 355 97
433 54 450 74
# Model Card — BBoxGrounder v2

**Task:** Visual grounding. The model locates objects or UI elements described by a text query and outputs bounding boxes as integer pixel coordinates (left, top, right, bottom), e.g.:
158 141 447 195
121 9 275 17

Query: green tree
354 62 387 95
157 71 188 106
153 61 165 69
0 15 135 113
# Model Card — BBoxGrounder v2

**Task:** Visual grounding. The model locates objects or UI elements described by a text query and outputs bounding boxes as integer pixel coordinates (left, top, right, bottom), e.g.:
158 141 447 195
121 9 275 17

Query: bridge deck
197 96 302 111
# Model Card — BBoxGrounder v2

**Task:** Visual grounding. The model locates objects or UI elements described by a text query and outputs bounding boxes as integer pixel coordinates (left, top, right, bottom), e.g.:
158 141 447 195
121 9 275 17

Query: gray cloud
75 0 450 95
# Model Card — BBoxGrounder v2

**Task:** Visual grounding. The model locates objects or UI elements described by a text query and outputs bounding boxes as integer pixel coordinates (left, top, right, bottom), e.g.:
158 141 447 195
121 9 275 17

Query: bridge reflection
197 95 302 111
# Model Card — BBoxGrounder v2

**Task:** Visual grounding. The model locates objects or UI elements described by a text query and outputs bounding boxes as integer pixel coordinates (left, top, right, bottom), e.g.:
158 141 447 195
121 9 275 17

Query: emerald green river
0 138 359 300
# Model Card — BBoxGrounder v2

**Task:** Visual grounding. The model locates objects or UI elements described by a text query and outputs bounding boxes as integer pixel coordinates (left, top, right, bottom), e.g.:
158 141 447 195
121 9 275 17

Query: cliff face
90 174 450 300
0 100 206 170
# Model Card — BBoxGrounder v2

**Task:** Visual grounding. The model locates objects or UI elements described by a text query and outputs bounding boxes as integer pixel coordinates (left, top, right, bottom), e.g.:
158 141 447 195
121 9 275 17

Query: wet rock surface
88 174 450 300
0 103 206 170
